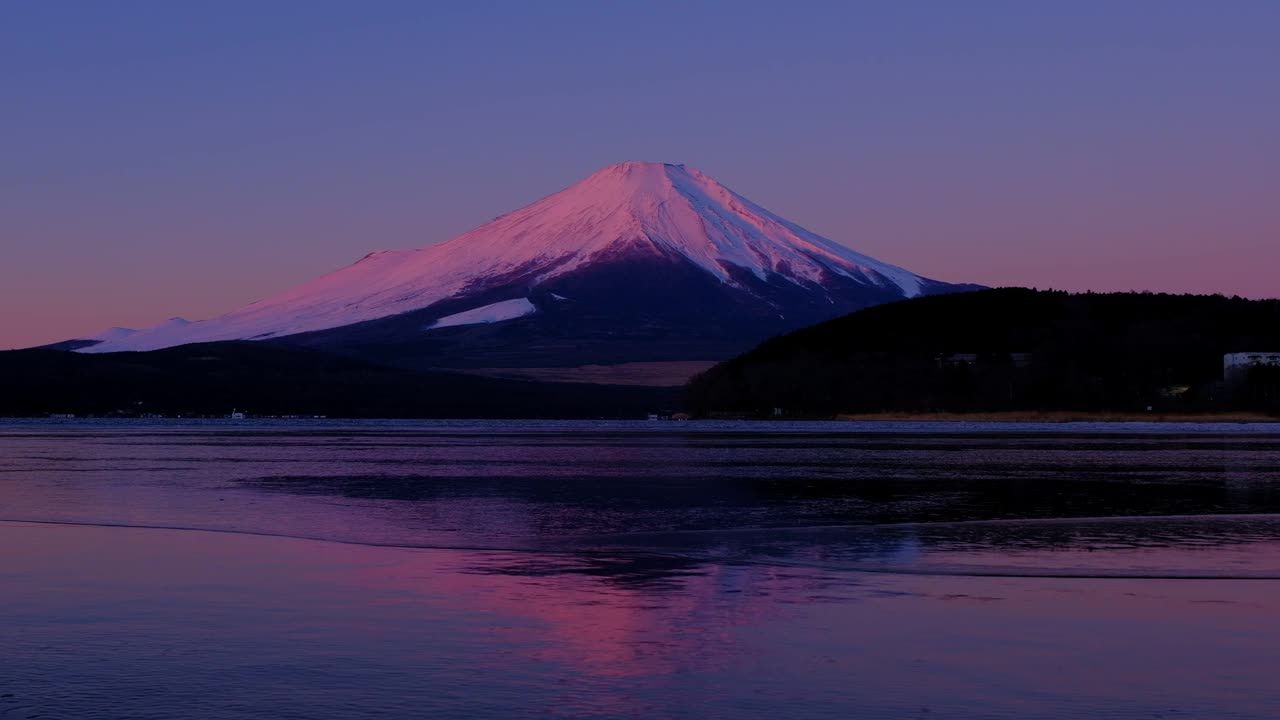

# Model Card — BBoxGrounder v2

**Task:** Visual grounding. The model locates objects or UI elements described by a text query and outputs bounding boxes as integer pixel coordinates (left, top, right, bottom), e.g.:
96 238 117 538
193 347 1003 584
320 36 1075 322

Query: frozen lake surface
2 420 1279 718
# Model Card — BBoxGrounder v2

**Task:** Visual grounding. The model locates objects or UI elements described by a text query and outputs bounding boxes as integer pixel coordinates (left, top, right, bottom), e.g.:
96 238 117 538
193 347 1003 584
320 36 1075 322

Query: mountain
67 162 979 383
686 289 1280 416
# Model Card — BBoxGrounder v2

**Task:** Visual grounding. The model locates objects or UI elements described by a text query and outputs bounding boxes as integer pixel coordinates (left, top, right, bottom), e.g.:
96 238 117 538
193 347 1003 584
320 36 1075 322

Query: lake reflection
2 420 1280 718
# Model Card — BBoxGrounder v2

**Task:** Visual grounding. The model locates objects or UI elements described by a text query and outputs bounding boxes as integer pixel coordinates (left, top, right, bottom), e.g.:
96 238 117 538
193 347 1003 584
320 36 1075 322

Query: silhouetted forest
686 289 1280 416
0 343 675 418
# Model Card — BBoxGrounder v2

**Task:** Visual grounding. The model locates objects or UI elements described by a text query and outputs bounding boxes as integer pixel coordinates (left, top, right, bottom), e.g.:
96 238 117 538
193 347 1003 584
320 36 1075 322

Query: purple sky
4 1 1278 349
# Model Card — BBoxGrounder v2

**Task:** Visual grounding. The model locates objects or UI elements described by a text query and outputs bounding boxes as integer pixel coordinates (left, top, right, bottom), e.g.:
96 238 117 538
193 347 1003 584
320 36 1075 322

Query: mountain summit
73 162 978 382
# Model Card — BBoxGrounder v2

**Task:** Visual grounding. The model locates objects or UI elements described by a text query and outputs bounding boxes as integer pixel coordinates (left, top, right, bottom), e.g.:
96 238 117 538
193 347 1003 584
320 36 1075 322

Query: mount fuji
67 162 979 383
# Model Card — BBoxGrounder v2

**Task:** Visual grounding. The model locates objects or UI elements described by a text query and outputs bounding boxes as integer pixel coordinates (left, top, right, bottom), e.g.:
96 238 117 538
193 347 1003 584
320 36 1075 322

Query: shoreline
3 412 1279 424
829 411 1280 423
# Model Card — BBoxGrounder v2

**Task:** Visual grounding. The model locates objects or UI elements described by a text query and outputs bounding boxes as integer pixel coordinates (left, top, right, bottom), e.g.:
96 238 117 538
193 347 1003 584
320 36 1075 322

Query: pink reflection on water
300 541 793 681
4 521 1280 718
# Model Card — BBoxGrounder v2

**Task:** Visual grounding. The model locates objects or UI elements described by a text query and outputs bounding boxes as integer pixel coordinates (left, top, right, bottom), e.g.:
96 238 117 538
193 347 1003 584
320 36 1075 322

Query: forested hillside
687 289 1280 416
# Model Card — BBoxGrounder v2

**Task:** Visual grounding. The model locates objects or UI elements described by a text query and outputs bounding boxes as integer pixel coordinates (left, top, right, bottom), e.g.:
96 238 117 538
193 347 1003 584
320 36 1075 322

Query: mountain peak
571 161 697 203
593 160 686 175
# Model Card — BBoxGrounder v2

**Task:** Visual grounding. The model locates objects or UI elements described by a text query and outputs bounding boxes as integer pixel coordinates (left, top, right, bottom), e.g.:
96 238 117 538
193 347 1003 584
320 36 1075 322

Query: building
935 352 1033 369
1224 352 1280 380
936 353 978 368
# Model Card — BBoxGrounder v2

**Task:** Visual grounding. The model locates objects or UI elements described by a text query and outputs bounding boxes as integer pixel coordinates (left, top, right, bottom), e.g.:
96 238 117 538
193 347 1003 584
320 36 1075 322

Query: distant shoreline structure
832 411 1279 423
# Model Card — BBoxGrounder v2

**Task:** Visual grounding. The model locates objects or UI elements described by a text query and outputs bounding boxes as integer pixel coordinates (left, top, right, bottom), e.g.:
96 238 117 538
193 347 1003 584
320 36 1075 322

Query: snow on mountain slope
82 162 939 353
429 298 537 329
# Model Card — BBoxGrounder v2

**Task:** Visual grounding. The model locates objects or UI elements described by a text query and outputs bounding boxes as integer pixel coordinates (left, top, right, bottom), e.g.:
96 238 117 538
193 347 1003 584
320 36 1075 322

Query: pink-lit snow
81 162 927 353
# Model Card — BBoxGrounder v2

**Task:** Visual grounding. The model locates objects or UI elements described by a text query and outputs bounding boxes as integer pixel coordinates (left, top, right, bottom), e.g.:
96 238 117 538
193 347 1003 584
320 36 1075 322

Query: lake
2 420 1279 719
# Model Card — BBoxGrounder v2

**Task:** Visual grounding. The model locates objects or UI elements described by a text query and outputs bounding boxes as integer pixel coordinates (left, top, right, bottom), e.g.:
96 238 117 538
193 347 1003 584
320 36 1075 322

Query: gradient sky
4 1 1278 349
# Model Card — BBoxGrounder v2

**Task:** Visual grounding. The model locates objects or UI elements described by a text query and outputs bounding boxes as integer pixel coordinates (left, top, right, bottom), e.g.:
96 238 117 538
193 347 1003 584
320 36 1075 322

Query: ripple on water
553 514 1280 580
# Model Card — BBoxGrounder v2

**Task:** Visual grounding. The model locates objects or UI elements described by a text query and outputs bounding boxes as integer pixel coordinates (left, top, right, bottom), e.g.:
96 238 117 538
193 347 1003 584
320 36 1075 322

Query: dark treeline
686 288 1280 416
0 343 675 419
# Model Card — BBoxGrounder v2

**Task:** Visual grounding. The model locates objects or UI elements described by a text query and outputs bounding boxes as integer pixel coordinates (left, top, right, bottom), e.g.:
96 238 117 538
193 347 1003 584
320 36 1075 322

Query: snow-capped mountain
70 162 978 377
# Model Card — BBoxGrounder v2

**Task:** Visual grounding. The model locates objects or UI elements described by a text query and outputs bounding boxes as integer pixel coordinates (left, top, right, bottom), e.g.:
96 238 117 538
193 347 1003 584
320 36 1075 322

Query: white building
1224 352 1280 379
